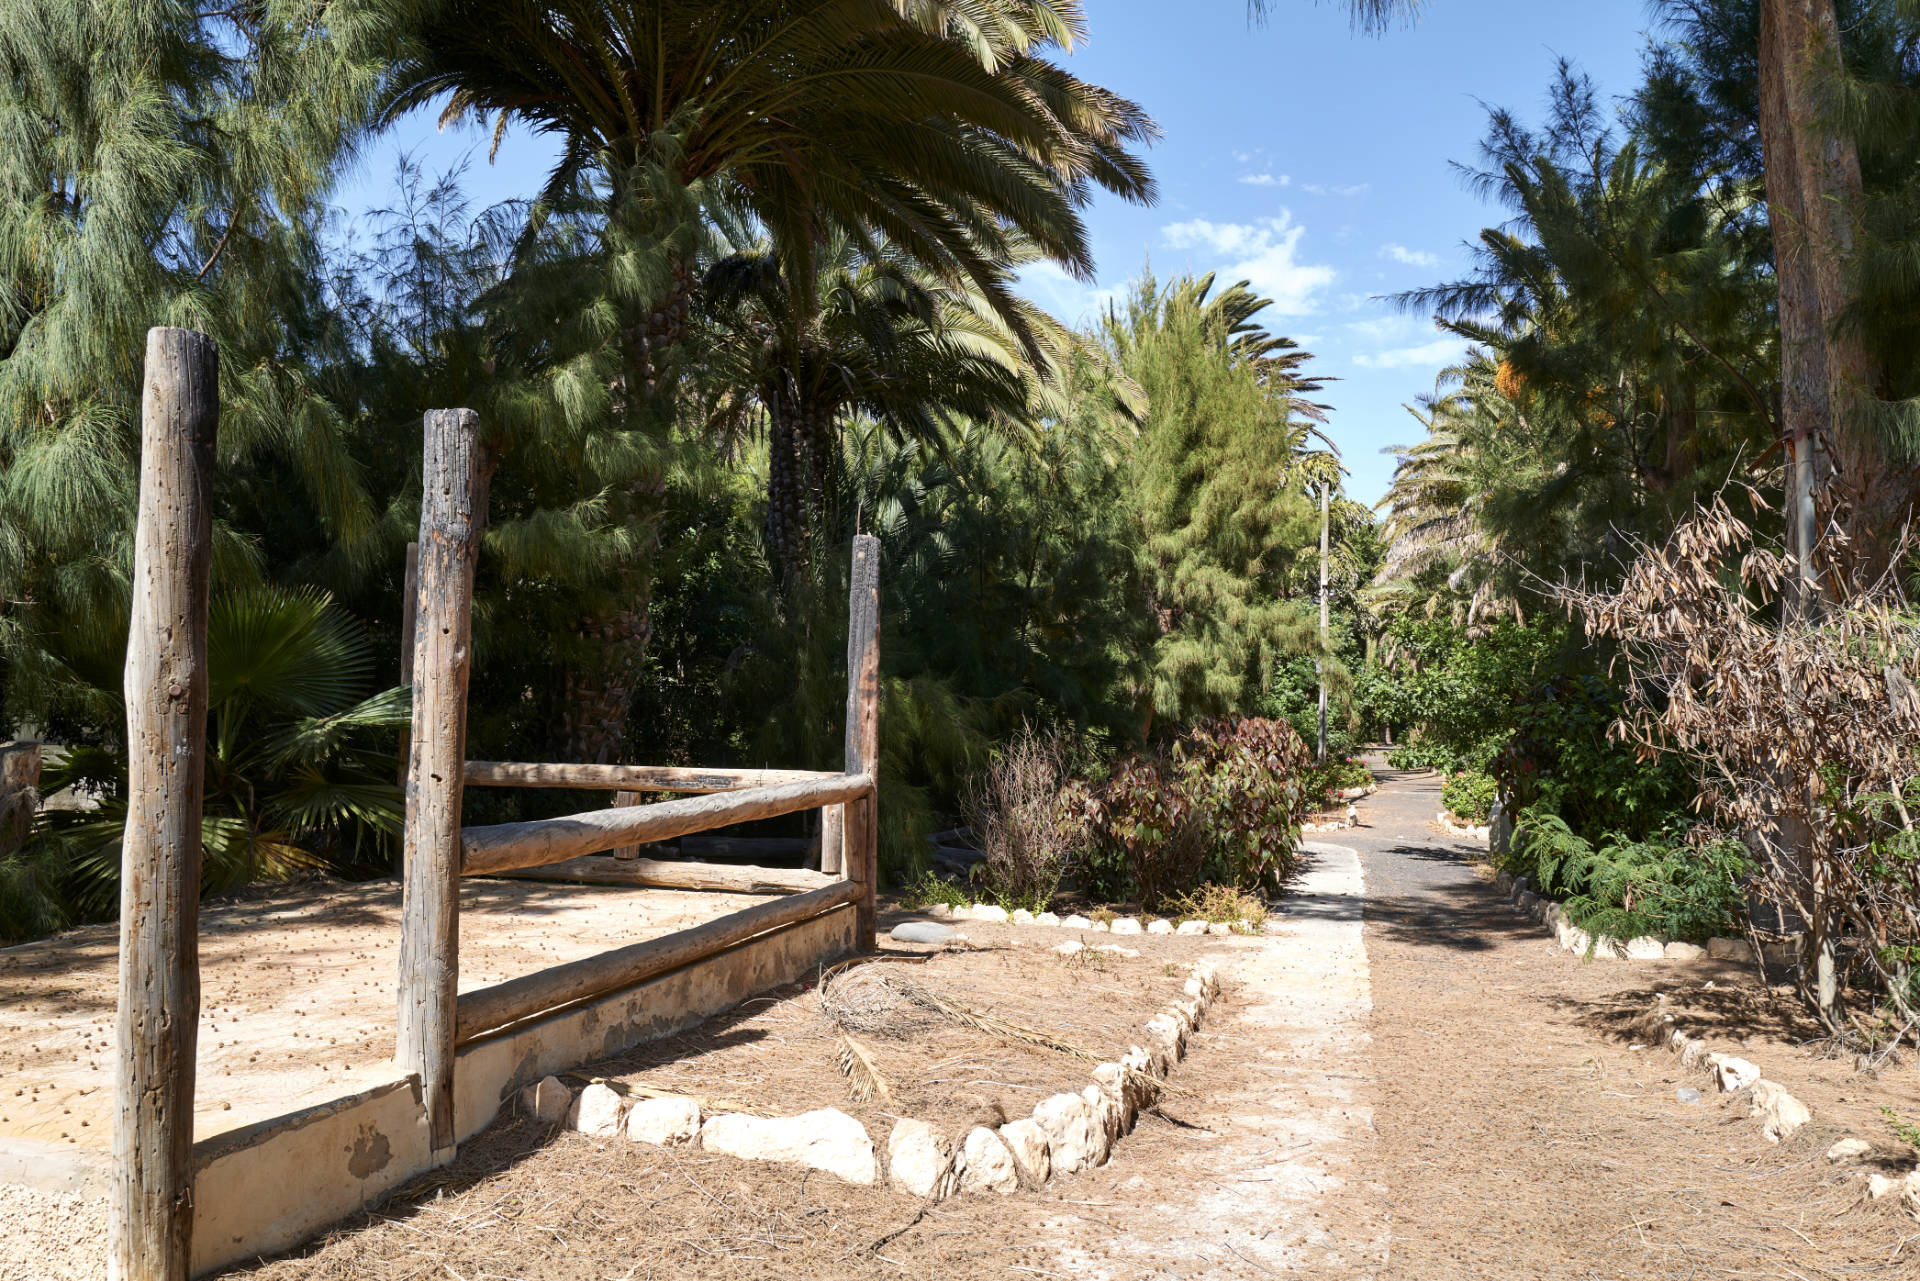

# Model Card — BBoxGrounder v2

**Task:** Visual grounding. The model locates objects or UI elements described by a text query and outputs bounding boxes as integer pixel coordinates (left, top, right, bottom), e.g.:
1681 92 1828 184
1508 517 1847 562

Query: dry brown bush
1557 492 1920 1045
959 725 1074 913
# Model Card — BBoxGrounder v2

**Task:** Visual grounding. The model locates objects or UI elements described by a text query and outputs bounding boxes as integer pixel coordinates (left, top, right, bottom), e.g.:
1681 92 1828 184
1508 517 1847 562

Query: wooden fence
108 338 881 1279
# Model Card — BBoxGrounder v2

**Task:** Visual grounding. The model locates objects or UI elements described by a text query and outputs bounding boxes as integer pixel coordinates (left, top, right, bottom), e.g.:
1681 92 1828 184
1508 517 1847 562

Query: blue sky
334 0 1659 505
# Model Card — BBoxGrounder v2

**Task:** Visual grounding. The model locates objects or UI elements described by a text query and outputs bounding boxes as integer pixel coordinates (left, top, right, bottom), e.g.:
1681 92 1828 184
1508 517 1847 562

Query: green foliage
1303 757 1373 807
898 871 969 913
1508 807 1751 944
1385 742 1451 771
1492 672 1692 842
1369 617 1565 772
1441 770 1498 824
1106 273 1325 727
1070 716 1312 907
8 587 405 938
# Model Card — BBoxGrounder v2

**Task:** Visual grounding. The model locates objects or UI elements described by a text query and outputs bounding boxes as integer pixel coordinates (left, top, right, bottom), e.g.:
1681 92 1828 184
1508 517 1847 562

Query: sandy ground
0 877 784 1148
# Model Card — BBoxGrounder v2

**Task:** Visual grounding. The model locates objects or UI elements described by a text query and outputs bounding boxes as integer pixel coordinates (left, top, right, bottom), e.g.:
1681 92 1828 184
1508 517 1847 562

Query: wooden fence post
398 409 483 1159
843 535 881 950
396 540 419 787
111 327 217 1281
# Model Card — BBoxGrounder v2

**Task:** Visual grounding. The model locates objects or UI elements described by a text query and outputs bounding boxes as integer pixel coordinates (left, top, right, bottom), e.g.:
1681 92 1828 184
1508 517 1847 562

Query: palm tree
701 232 1066 578
385 0 1156 363
381 0 1156 765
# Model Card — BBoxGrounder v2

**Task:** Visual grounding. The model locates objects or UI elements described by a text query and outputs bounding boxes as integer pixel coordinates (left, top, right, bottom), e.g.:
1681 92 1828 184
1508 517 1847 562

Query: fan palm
27 586 407 927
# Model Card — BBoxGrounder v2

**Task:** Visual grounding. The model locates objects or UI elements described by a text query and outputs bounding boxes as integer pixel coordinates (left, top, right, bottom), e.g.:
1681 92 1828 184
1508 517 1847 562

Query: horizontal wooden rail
455 879 862 1044
465 761 835 793
461 773 875 876
491 856 834 895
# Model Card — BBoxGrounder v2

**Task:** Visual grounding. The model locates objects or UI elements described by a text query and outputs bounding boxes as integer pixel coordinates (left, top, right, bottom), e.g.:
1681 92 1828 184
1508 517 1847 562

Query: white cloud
1015 260 1125 326
1352 337 1467 369
1237 172 1290 188
1161 213 1336 316
1380 242 1440 269
1303 182 1370 198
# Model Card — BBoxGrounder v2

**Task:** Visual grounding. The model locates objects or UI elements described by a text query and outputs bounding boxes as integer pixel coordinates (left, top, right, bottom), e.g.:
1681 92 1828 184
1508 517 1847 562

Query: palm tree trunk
764 392 808 581
552 264 689 767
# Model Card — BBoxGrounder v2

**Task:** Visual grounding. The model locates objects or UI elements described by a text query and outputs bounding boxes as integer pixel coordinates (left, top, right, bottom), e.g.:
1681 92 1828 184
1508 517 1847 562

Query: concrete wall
172 901 854 1276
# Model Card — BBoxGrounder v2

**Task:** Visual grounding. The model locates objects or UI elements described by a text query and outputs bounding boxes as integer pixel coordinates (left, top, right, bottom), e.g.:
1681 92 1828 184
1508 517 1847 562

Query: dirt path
1352 768 1912 1280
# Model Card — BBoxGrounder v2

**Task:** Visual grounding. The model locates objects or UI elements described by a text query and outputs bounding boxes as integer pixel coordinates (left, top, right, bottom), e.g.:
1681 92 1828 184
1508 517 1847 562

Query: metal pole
1317 480 1330 764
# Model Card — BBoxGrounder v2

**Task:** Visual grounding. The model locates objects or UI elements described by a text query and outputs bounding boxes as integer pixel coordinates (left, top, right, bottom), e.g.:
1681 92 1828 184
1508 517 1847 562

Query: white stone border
517 959 1224 1201
925 902 1266 936
1633 998 1920 1217
1493 869 1802 965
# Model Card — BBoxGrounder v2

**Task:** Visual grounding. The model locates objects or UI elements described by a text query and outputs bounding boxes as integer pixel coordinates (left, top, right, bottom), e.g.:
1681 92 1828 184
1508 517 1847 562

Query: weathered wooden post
398 409 483 1160
111 327 217 1281
0 741 40 856
843 535 881 949
396 540 419 786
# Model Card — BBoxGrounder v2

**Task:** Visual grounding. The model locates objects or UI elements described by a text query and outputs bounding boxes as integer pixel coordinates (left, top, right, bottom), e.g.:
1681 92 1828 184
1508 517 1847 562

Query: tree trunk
560 600 653 765
1758 0 1831 619
1765 0 1916 571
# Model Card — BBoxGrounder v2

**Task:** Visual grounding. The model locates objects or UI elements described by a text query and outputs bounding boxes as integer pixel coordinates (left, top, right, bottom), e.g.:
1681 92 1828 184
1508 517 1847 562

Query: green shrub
1069 716 1312 907
898 870 969 912
1386 741 1451 771
1441 770 1499 823
1509 808 1751 943
1303 757 1372 807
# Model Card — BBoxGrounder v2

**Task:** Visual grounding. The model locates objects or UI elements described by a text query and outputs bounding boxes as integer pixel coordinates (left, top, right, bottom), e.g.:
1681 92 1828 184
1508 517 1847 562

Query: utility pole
1317 479 1330 764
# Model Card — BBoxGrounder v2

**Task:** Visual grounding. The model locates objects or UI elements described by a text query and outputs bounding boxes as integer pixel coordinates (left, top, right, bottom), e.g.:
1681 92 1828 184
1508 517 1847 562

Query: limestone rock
1090 918 1111 932
926 902 952 918
1663 941 1707 961
568 1083 625 1137
1589 934 1627 960
1091 1063 1136 1134
887 1118 953 1198
1093 944 1140 958
699 1109 876 1185
1080 1084 1116 1164
1680 1039 1712 1070
998 1118 1051 1184
1147 918 1173 934
1707 936 1752 961
1826 1137 1872 1163
1053 940 1086 957
1183 976 1207 1003
1869 1172 1903 1200
1625 936 1666 960
1110 917 1143 935
1146 1011 1187 1060
1207 921 1236 936
1010 908 1035 925
1173 996 1204 1031
1175 920 1209 936
1062 914 1092 930
970 904 1010 924
1033 911 1061 927
957 1125 1018 1194
1193 963 1219 999
1033 1092 1100 1175
891 921 956 944
1748 1080 1810 1143
626 1095 701 1146
1714 1056 1761 1094
519 1075 571 1123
